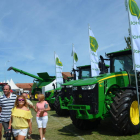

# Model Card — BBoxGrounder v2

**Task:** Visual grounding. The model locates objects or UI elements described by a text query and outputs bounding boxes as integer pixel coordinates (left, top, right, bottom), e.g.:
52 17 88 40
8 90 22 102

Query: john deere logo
56 57 63 66
90 36 98 52
79 94 82 98
129 0 140 19
74 52 78 62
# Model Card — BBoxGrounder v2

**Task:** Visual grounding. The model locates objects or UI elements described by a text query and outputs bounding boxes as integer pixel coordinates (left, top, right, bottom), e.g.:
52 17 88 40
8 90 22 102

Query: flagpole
72 43 74 69
88 24 93 77
126 0 140 115
54 51 57 88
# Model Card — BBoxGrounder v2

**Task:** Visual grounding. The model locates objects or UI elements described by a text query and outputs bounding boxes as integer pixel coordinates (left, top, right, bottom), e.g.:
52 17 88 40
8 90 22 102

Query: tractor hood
62 79 82 86
73 71 128 86
46 87 62 93
54 87 62 91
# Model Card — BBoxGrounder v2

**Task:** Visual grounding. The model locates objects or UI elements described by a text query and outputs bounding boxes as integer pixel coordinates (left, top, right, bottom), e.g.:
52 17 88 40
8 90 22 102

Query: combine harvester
7 67 55 100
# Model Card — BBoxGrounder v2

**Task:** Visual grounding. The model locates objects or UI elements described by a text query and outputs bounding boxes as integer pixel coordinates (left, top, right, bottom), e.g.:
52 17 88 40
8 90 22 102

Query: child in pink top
36 101 48 117
33 94 50 140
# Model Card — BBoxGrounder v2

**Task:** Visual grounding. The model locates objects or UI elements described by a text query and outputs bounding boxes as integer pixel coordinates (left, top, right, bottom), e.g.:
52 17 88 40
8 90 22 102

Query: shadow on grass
93 118 121 137
58 124 93 137
31 134 40 139
58 118 121 137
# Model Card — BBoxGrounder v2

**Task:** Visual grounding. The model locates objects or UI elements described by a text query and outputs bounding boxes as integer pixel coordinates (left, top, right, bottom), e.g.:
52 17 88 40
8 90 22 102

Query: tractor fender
105 84 120 95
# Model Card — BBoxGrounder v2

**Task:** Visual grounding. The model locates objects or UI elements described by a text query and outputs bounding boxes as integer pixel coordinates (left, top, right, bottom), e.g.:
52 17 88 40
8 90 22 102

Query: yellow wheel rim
35 94 38 99
130 101 139 125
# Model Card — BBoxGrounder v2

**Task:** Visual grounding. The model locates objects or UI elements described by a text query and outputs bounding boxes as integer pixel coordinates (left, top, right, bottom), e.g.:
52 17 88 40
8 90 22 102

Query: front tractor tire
54 93 69 116
69 110 100 130
34 93 38 101
110 89 140 135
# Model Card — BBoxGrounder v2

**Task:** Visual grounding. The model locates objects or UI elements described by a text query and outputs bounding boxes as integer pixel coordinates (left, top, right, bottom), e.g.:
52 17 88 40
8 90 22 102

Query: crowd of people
0 85 50 140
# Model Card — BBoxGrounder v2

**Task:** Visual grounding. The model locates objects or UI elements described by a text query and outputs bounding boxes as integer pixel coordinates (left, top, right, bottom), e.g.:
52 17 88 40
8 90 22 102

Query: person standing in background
0 85 17 140
32 94 50 140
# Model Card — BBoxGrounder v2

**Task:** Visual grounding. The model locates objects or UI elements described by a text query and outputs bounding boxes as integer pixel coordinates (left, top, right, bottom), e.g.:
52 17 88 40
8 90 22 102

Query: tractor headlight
73 87 77 91
81 84 96 90
61 85 65 88
66 85 72 88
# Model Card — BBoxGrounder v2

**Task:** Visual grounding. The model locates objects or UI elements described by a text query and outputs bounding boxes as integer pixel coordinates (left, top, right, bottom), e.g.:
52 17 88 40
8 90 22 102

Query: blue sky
0 0 140 83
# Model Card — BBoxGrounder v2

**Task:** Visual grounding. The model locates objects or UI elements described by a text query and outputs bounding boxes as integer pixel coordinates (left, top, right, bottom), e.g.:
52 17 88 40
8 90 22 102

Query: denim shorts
12 128 28 137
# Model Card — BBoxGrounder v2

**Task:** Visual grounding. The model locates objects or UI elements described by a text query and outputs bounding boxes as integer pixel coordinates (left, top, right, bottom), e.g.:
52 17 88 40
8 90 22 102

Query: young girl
8 95 33 140
33 94 50 140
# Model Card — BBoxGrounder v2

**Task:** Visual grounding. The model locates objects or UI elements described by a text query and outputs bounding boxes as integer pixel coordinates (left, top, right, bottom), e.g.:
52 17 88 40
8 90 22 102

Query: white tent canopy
9 79 23 92
6 80 10 84
42 80 56 94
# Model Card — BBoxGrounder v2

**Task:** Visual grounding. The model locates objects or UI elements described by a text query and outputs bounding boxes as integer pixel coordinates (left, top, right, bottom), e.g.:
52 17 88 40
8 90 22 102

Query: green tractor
68 49 140 135
45 87 61 109
7 67 55 100
45 76 73 110
54 64 109 116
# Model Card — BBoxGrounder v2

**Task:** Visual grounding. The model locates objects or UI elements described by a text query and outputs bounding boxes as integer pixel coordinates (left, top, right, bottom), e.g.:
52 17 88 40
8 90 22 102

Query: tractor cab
107 49 137 86
107 49 133 73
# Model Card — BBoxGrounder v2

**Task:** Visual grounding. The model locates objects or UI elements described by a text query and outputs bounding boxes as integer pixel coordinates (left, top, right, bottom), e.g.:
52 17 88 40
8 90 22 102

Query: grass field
2 101 140 140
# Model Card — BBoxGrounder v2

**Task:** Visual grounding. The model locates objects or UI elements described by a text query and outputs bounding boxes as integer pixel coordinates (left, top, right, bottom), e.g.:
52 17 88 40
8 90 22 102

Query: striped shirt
0 93 17 122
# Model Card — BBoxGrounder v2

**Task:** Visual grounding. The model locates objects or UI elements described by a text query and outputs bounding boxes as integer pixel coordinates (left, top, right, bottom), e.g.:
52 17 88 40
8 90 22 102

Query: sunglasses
18 99 25 101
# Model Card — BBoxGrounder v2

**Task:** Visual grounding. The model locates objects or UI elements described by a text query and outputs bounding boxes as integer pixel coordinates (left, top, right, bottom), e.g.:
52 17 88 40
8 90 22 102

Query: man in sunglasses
0 85 17 140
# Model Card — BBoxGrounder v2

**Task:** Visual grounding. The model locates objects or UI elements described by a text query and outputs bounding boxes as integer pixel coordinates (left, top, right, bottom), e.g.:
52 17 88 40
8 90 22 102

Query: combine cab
68 49 140 135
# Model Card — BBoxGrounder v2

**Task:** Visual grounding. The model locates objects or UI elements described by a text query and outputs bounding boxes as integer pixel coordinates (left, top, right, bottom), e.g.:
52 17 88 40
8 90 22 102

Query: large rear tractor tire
54 93 70 116
110 89 140 135
69 110 100 130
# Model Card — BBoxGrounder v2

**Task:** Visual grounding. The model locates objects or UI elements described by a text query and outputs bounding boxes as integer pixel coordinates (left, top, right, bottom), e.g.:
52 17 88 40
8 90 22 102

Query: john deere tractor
45 76 74 110
45 87 61 109
68 49 140 135
54 64 109 116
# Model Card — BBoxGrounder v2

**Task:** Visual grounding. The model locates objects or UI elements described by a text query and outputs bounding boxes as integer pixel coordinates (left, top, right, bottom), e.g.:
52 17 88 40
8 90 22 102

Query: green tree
124 29 131 50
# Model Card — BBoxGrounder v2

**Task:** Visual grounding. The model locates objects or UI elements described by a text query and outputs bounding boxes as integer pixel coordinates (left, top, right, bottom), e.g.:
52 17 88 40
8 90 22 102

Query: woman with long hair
33 94 50 140
8 95 32 140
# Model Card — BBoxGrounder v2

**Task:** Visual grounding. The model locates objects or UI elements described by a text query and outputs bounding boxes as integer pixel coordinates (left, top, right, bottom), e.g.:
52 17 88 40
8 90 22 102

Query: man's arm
27 99 33 108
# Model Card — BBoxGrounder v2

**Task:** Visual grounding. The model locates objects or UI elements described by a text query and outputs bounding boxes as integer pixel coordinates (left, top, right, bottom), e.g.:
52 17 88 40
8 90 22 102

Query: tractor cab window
0 86 3 92
0 85 4 96
111 54 133 73
80 68 91 79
